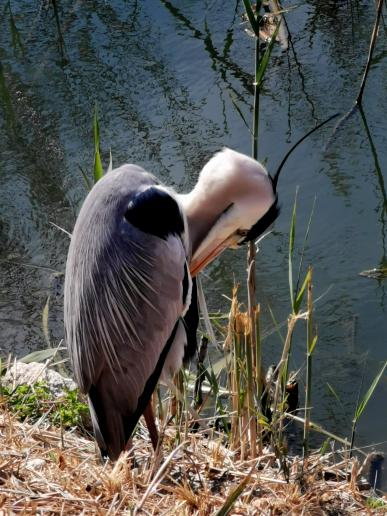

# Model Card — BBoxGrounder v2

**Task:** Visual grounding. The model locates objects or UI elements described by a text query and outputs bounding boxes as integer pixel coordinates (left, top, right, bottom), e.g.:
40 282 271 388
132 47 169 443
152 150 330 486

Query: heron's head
180 148 279 276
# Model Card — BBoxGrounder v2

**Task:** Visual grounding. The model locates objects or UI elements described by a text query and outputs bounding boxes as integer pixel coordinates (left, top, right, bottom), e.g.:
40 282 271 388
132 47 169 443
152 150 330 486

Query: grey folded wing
64 171 188 459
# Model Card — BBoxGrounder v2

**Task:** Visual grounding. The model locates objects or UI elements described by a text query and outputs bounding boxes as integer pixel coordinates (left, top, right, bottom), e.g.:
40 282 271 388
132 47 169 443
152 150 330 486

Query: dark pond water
1 0 386 486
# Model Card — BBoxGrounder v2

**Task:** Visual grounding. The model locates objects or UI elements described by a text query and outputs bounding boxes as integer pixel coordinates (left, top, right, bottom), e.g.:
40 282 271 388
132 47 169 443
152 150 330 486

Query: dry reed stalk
231 306 244 451
245 323 257 460
228 287 267 459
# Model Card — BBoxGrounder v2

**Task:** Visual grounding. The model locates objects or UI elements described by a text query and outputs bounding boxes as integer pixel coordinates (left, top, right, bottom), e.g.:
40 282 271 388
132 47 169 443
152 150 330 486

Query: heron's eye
125 186 184 240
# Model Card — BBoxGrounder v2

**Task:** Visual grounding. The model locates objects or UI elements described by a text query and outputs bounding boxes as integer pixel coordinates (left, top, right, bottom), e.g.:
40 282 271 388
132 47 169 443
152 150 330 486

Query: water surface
0 0 386 485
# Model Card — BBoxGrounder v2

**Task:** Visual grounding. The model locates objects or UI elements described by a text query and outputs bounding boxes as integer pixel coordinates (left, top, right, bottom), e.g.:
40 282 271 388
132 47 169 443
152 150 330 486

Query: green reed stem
247 0 262 457
303 267 314 458
252 36 260 160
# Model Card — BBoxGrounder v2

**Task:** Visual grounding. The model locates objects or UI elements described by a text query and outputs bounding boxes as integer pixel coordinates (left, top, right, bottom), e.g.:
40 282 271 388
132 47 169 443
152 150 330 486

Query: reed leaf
93 105 104 183
20 348 62 364
354 361 387 420
242 0 260 37
293 268 311 314
254 21 280 88
308 334 318 355
42 296 51 347
215 470 252 516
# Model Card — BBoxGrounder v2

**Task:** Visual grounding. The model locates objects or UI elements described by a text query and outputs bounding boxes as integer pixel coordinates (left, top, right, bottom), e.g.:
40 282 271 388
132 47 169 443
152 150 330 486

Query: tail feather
88 384 127 460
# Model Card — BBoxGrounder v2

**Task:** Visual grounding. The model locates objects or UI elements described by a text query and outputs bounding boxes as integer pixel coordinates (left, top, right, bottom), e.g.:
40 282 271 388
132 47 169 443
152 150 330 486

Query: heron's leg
143 400 159 450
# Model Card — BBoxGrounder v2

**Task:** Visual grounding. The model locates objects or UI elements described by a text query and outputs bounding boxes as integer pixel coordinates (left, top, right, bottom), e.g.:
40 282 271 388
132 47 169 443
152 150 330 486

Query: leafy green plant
2 382 52 421
1 381 89 430
51 388 89 428
366 496 387 510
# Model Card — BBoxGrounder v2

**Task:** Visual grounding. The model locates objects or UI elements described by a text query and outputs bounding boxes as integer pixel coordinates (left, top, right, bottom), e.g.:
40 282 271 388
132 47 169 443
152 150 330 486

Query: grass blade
326 382 341 403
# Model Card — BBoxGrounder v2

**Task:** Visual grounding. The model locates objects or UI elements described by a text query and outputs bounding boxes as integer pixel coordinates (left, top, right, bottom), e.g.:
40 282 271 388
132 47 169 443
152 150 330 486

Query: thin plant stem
327 0 384 141
247 0 262 458
252 36 260 160
272 315 297 418
357 0 384 105
247 0 262 382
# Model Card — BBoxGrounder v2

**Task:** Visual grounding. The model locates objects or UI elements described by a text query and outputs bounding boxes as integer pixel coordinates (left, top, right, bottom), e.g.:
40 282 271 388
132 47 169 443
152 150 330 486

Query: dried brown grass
0 407 379 515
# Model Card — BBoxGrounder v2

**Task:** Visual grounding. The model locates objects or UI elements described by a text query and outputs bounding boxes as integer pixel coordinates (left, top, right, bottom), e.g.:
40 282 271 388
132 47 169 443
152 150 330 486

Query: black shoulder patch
239 196 280 245
125 186 184 240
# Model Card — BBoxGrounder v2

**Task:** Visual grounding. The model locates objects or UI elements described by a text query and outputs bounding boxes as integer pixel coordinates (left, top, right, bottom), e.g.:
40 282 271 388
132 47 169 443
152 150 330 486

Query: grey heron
64 148 279 460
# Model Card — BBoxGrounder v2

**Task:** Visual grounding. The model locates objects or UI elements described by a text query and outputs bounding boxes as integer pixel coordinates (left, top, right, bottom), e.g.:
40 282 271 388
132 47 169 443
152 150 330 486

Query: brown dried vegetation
0 408 380 514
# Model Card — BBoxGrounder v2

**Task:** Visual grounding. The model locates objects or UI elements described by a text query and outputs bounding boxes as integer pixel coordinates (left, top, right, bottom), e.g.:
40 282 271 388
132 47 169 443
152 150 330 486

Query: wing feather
64 165 188 459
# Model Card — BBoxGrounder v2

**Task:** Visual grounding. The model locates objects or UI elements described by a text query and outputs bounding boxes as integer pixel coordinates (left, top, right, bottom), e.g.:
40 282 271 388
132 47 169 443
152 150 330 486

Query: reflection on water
0 0 386 485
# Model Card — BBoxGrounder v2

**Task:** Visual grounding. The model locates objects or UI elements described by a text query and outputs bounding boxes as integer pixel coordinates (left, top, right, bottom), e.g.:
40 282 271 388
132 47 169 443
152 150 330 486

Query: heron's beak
189 233 238 277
